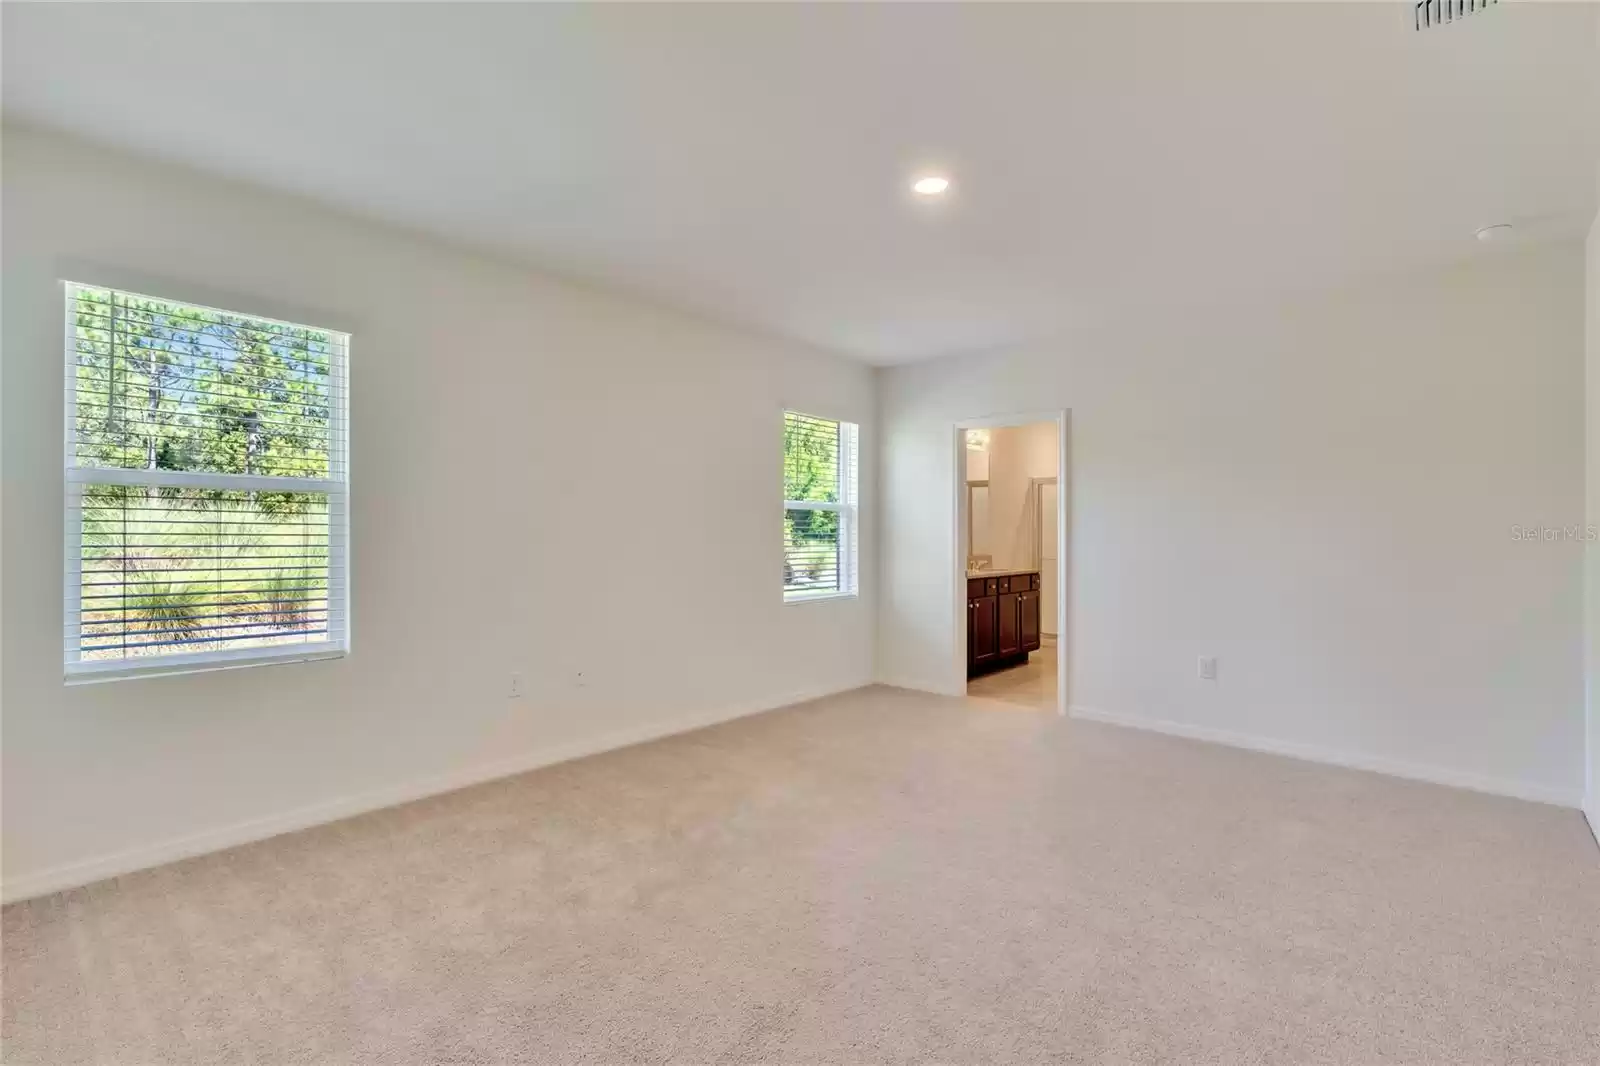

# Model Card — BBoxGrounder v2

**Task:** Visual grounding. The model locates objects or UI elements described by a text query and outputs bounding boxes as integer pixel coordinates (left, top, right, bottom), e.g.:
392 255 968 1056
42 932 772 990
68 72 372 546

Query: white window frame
783 411 859 603
62 281 351 682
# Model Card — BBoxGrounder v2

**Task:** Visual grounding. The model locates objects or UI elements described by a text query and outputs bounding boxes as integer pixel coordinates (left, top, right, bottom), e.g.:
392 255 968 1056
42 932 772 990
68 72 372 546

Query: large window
64 283 349 679
783 410 859 601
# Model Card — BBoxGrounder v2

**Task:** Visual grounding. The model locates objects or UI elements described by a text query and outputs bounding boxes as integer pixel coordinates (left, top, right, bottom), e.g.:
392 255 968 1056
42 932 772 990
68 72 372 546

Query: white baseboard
1585 800 1600 853
1069 705 1583 809
875 675 963 698
2 682 864 904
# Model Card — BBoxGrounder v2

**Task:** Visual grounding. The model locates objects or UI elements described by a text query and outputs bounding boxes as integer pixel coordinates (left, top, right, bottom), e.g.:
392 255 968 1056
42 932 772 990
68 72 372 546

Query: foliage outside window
64 283 349 679
783 410 858 600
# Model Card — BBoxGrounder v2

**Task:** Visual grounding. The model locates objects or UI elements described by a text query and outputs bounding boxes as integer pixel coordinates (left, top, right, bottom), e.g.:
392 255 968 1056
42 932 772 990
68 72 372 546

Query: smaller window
783 410 859 601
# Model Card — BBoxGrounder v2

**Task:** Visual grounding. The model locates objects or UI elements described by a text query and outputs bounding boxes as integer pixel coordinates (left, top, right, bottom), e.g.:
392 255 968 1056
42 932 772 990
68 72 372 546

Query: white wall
1586 16 1600 844
880 245 1587 805
0 126 876 900
1586 202 1600 836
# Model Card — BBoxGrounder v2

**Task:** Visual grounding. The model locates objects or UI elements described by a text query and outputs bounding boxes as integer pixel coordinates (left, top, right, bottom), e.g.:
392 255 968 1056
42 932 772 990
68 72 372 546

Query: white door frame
952 410 1070 714
1029 475 1060 638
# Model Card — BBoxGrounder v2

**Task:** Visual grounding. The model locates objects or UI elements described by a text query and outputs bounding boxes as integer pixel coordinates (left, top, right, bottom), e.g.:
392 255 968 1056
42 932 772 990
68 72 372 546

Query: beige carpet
4 686 1598 1065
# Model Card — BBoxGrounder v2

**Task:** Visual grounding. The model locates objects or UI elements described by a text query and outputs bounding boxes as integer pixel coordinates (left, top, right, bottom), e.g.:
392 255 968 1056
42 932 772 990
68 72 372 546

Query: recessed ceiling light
912 175 950 196
1475 223 1513 242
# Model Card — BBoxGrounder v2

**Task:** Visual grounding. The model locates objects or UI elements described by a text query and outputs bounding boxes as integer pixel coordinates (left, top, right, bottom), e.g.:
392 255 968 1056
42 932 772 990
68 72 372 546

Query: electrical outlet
1198 656 1218 681
509 673 525 699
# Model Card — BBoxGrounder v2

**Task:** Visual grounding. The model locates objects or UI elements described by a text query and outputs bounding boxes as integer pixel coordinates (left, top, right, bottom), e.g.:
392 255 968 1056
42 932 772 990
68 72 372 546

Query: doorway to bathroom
956 413 1068 712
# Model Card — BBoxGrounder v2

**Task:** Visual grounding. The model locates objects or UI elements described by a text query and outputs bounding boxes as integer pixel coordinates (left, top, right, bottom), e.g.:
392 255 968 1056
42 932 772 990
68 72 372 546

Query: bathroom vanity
966 568 1042 677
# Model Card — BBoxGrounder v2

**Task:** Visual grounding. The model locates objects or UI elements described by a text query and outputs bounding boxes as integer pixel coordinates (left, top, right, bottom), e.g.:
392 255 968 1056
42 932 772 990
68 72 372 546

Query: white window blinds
783 410 859 600
64 283 349 679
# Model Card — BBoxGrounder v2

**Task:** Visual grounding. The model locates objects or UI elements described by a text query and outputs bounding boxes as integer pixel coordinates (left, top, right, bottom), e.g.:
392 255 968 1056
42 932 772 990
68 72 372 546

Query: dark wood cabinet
998 592 1021 656
1019 588 1041 651
969 595 998 665
966 570 1042 678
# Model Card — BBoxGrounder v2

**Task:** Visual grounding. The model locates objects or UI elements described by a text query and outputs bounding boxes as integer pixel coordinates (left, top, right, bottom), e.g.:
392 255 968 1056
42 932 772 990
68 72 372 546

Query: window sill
65 644 347 685
783 590 859 605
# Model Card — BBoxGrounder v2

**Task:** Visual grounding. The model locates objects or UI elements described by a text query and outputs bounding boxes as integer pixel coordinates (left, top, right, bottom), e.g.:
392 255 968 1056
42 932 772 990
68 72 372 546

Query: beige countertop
966 567 1040 579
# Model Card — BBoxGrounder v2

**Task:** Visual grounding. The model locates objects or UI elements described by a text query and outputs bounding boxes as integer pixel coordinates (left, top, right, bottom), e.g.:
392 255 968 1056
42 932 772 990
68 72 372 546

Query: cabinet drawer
985 578 1001 596
968 578 986 598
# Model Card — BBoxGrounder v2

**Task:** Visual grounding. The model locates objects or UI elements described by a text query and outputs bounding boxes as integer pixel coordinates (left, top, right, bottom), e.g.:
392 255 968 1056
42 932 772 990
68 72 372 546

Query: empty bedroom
2 2 1598 1064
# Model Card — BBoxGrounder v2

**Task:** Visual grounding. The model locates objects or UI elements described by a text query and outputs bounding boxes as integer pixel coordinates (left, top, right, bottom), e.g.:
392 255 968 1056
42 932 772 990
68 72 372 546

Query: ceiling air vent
1415 0 1497 31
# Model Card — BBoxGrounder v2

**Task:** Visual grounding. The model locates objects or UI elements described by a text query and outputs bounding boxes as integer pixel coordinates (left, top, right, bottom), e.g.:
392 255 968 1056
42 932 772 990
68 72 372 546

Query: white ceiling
4 2 1596 364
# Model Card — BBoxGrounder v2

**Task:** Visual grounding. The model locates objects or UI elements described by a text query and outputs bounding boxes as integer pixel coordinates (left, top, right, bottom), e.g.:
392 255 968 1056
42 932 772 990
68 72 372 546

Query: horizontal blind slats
784 410 842 506
68 484 338 662
69 284 343 483
783 409 857 598
72 353 333 389
66 283 349 670
72 301 334 357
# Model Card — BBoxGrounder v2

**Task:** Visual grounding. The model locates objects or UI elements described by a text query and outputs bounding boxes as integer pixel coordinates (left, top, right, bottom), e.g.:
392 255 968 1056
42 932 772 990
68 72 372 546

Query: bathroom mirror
967 481 992 569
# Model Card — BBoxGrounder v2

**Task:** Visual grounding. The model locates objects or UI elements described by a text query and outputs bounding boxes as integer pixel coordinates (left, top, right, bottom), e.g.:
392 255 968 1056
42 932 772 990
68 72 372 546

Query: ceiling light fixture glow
912 175 951 196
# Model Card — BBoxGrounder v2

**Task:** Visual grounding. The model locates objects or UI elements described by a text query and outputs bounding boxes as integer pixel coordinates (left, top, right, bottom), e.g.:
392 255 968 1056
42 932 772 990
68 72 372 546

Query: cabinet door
998 593 1021 656
967 600 977 665
1019 590 1041 651
972 597 999 664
